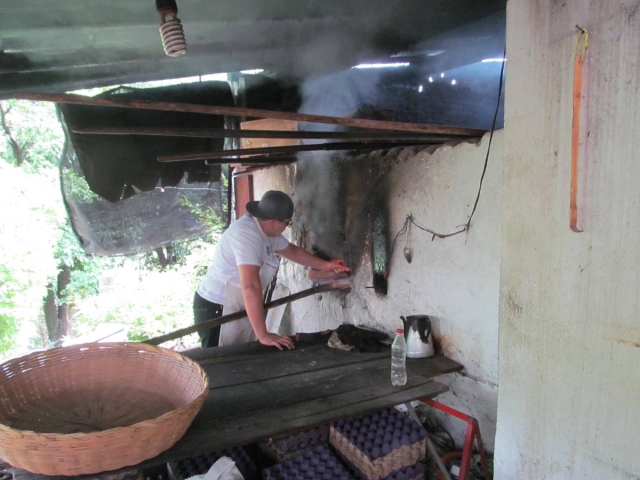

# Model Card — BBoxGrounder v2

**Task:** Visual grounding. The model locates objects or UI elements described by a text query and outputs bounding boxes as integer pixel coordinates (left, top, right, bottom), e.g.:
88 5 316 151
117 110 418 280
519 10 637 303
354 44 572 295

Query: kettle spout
400 316 407 330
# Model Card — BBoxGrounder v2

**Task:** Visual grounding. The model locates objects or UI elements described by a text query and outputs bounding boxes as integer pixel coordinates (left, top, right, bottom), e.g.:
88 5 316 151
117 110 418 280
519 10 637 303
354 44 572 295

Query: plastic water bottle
391 328 407 386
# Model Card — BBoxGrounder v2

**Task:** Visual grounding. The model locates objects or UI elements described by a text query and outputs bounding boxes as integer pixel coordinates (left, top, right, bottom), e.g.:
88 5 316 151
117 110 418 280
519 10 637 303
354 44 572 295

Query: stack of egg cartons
329 408 427 480
262 443 355 480
258 426 330 462
168 446 257 480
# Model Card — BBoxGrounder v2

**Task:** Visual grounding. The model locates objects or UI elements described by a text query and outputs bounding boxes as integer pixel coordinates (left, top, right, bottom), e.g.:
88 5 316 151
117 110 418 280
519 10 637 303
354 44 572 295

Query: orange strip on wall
570 27 588 233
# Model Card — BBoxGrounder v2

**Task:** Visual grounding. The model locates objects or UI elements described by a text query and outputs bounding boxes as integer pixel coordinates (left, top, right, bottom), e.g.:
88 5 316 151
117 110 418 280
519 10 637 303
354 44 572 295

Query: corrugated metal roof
0 0 505 97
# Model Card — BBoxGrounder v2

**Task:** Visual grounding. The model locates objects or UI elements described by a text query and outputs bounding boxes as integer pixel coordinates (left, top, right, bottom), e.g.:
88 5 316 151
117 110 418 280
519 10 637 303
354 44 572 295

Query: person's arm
276 244 350 272
237 264 294 350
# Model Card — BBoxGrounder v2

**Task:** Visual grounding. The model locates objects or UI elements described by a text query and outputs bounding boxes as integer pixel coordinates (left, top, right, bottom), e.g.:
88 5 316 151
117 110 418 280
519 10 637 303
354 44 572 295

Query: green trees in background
0 265 19 353
0 100 62 169
0 99 221 358
0 100 67 353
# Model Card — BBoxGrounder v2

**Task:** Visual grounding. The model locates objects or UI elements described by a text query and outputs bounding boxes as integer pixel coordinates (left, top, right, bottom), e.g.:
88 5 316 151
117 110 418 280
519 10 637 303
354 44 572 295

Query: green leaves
179 194 226 243
0 265 19 354
0 98 224 356
0 100 63 170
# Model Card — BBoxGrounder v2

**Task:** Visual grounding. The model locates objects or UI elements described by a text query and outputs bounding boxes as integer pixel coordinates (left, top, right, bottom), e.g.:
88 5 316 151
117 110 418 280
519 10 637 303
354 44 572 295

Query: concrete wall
495 1 640 478
253 132 503 450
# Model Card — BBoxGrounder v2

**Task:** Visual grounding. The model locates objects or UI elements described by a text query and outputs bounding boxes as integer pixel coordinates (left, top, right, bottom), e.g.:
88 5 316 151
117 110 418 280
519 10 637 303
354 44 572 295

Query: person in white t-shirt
194 190 349 350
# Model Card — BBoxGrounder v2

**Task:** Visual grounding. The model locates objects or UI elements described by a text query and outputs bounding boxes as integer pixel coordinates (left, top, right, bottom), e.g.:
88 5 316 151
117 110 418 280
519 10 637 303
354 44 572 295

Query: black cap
246 190 294 220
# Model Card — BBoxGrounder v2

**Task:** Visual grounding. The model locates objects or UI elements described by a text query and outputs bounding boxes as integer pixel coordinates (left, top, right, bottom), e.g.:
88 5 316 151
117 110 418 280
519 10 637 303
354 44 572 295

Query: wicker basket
0 342 209 476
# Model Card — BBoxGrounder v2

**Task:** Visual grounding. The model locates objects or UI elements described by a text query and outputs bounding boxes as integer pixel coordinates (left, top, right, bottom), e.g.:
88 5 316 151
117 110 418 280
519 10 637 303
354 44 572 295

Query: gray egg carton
262 443 356 480
329 408 427 480
272 425 330 453
168 446 257 480
377 462 424 480
334 447 425 480
258 426 330 462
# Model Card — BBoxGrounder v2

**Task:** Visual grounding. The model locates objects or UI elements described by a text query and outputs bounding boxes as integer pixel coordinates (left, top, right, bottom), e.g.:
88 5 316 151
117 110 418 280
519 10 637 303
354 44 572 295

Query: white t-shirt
196 214 290 305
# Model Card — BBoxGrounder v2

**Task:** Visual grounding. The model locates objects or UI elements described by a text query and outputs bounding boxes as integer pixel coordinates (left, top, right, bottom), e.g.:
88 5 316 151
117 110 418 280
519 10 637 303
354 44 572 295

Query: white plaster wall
495 1 640 478
253 132 503 451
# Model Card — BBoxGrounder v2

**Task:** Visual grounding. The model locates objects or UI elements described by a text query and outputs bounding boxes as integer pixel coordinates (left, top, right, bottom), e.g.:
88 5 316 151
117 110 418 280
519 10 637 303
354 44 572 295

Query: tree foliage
0 265 19 353
0 100 62 170
0 100 104 352
0 161 61 355
0 98 226 358
180 195 227 242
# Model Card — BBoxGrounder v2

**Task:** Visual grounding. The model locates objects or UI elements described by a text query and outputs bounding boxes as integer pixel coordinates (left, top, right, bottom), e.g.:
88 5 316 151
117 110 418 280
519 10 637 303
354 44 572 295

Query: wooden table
14 335 463 479
145 335 463 468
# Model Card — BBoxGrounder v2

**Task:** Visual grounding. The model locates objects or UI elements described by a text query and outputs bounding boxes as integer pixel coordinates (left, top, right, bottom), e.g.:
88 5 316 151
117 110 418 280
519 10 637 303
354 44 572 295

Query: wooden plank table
14 335 463 479
144 335 463 468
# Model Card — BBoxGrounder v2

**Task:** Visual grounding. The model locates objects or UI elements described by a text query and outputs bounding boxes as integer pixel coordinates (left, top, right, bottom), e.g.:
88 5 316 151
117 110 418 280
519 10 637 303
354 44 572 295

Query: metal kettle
400 315 435 358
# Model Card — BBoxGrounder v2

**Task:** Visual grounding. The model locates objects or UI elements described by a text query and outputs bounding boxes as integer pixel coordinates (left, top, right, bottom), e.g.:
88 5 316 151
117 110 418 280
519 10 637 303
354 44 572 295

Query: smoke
299 68 382 122
289 8 505 259
293 67 384 259
292 153 343 259
292 70 505 263
289 29 377 82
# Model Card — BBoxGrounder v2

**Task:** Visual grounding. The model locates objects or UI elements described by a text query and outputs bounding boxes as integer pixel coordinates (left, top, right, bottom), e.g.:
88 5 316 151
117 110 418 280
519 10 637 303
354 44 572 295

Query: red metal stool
420 398 491 480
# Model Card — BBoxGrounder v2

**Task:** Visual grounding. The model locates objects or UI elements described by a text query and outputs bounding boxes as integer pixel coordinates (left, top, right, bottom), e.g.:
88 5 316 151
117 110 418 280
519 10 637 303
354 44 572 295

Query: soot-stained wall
252 131 503 450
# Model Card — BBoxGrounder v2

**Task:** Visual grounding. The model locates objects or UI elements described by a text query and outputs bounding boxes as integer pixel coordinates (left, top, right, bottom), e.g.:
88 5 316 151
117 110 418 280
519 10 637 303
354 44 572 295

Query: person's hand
257 332 295 350
323 258 350 273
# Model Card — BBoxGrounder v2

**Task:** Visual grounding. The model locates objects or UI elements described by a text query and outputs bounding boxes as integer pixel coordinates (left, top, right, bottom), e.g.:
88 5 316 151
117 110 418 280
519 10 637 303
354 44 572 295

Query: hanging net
58 81 236 255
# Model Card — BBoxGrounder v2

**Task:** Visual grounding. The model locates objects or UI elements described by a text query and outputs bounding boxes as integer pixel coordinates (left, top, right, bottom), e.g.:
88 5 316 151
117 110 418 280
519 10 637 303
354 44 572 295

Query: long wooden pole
144 284 347 346
158 141 436 163
210 154 298 165
13 91 486 136
233 156 298 166
71 126 460 141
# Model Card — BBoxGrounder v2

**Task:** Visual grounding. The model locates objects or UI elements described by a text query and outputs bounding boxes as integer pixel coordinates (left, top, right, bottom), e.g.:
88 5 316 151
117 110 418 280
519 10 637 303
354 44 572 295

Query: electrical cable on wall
423 411 456 453
391 48 507 258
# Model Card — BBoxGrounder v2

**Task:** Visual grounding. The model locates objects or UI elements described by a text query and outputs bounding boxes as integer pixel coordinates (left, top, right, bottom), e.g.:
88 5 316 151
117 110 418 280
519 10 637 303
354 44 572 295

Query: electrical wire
423 412 456 454
467 47 506 226
391 48 507 258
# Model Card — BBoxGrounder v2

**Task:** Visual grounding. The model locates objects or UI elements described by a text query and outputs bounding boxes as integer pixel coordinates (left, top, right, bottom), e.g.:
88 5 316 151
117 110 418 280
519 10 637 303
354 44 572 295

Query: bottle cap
396 328 404 334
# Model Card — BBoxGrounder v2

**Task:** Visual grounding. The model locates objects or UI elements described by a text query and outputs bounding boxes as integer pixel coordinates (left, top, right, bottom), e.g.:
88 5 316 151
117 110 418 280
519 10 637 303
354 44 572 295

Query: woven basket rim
0 341 191 366
0 342 210 475
0 342 209 439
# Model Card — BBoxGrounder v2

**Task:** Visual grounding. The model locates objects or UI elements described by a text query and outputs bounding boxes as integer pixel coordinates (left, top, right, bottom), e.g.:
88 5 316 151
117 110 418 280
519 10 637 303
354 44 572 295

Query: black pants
193 291 223 348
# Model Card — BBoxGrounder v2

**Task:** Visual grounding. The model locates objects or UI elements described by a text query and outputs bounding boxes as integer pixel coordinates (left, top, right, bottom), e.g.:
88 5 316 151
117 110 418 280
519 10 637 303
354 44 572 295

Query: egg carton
375 463 424 480
168 446 257 480
12 467 144 480
141 464 172 480
262 443 356 480
258 441 316 464
329 408 427 480
334 448 425 480
258 426 330 462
